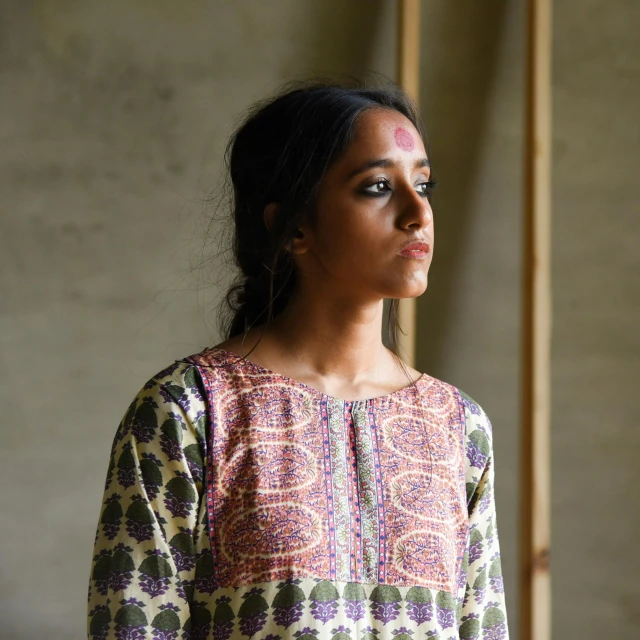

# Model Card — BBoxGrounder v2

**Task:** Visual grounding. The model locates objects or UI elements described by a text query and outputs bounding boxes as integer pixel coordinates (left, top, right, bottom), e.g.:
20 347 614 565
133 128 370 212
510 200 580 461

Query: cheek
314 199 387 267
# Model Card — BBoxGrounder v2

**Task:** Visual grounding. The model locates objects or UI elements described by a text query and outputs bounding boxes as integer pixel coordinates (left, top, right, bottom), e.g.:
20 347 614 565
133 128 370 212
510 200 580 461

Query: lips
399 241 430 257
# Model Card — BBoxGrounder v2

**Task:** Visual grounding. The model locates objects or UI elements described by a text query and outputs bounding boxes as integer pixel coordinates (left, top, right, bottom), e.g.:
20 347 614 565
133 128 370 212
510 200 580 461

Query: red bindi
394 126 415 151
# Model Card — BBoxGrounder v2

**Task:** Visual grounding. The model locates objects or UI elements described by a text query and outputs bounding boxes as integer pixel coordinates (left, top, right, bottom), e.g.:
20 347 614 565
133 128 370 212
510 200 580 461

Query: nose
397 182 433 230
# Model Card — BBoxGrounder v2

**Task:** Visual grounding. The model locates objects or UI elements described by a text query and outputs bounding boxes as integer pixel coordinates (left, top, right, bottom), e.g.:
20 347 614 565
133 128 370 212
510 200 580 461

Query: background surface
1 1 638 638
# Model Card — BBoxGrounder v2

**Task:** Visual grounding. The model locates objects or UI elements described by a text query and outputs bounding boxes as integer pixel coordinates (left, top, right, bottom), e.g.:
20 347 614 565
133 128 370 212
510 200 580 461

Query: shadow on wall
416 1 510 373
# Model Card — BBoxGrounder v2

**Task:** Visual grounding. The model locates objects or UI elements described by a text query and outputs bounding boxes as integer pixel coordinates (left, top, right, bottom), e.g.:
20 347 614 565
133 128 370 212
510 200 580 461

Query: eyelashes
361 177 438 198
417 178 438 197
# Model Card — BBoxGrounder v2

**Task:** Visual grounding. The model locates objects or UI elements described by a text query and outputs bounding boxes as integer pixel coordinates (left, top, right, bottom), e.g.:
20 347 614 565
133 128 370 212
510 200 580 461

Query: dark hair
217 78 427 373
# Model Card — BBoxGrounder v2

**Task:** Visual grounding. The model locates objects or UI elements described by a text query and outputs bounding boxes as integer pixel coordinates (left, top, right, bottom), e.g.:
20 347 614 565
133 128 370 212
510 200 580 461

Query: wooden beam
396 0 421 366
397 0 421 102
520 0 552 638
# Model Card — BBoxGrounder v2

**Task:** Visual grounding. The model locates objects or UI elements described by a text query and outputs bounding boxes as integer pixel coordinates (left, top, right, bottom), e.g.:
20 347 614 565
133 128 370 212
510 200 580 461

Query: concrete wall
415 1 640 638
415 1 524 635
551 1 640 633
1 1 638 638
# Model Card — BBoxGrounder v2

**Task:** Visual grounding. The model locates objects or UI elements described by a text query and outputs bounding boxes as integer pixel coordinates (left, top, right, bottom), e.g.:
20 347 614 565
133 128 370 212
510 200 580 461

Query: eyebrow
347 157 430 180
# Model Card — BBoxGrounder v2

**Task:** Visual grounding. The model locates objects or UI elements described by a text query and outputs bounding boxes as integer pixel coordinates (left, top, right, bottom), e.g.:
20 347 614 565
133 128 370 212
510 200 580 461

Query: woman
88 82 509 640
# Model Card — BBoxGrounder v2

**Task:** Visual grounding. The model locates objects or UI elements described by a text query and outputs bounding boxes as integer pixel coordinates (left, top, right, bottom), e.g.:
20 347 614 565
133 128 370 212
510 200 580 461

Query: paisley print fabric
87 347 509 639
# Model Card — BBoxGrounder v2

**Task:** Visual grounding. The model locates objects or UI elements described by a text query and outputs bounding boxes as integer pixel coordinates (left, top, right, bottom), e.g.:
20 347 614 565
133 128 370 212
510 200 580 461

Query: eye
362 178 391 196
417 178 438 198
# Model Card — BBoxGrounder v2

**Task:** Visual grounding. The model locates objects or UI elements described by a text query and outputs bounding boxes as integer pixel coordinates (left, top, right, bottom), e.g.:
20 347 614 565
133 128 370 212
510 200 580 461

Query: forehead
347 108 425 158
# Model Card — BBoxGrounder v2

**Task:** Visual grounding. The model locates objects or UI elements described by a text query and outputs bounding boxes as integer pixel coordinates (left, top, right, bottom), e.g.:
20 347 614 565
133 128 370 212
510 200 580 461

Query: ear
263 202 279 233
264 202 308 255
287 227 309 256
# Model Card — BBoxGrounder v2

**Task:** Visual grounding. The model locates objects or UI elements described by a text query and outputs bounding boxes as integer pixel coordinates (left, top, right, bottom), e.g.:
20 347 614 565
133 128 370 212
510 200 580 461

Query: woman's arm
87 360 209 639
457 392 510 640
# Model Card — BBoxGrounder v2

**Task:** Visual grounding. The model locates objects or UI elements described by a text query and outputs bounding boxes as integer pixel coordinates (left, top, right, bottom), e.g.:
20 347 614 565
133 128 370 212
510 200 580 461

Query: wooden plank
397 0 421 102
520 0 553 638
396 0 421 367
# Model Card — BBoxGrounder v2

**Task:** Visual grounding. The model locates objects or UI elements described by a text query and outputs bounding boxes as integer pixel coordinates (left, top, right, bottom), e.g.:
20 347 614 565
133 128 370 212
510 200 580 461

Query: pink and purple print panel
191 348 467 593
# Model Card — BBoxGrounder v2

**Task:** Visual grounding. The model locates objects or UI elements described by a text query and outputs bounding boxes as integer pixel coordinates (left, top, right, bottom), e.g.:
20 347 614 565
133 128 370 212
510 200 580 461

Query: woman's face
295 107 434 302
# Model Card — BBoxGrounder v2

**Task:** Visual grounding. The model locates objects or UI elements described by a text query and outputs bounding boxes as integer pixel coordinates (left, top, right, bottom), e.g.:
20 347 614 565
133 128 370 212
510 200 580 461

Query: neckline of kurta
204 346 428 404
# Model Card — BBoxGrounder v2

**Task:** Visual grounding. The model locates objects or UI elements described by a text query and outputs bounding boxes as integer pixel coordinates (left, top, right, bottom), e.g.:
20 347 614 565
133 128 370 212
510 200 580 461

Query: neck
259 287 392 384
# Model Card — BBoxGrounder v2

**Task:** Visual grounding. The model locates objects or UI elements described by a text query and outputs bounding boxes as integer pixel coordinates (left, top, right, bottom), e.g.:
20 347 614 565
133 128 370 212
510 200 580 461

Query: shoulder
117 356 209 446
458 389 493 433
416 372 491 435
133 357 206 408
457 388 494 457
420 377 494 474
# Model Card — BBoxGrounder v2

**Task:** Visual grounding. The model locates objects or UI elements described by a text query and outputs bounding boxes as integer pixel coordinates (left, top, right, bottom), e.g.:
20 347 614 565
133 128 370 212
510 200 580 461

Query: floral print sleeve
458 391 510 640
87 360 210 639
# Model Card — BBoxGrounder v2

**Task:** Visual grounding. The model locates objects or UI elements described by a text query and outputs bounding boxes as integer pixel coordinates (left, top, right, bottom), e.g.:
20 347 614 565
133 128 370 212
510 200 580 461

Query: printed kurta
87 347 509 639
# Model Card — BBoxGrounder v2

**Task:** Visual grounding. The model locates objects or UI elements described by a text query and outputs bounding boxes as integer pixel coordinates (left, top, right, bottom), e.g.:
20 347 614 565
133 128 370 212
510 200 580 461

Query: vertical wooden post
521 0 552 638
396 0 421 367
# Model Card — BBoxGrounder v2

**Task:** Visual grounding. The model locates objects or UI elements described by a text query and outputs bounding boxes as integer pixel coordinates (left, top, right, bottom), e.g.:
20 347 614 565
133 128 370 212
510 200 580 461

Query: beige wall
415 1 524 635
1 1 638 638
415 1 640 638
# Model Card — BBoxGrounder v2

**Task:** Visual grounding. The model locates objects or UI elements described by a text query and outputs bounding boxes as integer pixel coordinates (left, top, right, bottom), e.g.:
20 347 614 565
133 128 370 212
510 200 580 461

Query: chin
386 280 428 300
404 285 428 299
378 268 429 299
402 273 429 298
